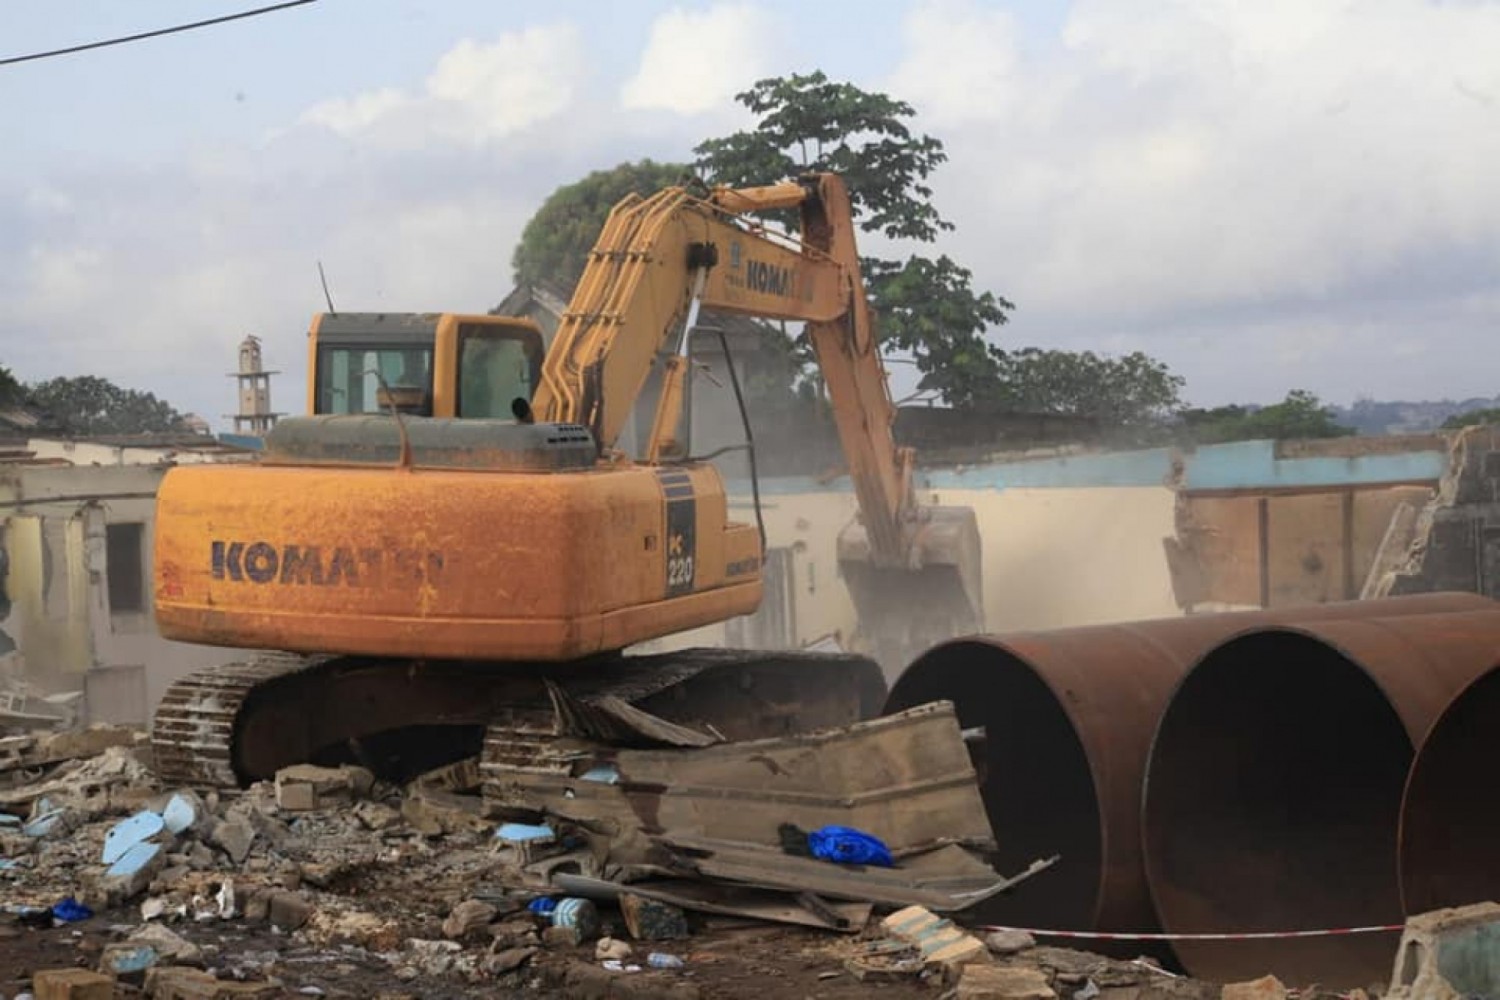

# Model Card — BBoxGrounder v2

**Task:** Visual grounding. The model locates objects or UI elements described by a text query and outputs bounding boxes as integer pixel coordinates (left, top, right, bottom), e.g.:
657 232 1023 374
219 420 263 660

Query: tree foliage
692 71 1014 408
1180 390 1355 443
990 348 1186 430
1441 407 1500 430
0 366 22 408
26 375 187 436
511 159 690 293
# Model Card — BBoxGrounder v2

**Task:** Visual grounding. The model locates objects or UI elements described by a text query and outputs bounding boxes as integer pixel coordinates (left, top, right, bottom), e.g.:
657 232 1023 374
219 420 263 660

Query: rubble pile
3 713 1489 999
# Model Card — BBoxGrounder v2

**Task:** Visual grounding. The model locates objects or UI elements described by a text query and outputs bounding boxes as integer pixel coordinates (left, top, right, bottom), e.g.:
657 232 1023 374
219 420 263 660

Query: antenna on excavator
317 260 337 314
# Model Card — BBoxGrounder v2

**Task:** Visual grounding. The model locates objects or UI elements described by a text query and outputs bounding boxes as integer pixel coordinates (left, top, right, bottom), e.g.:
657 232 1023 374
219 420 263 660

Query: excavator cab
308 312 546 420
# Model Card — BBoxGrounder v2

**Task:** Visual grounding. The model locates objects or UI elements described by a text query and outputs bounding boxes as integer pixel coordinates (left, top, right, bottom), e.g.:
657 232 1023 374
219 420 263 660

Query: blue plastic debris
51 897 93 923
106 840 161 879
807 826 894 867
495 822 555 844
551 897 600 938
103 810 165 864
0 812 20 827
579 764 621 785
162 794 196 835
22 808 66 839
526 897 558 916
103 944 158 975
0 858 21 871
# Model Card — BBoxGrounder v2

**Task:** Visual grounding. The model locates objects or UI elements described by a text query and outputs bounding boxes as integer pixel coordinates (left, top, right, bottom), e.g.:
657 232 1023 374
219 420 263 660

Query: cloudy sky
3 0 1498 429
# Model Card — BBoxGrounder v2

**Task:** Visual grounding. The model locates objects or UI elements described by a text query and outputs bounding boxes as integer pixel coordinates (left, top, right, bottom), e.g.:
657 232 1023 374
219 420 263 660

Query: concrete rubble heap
1 715 1489 999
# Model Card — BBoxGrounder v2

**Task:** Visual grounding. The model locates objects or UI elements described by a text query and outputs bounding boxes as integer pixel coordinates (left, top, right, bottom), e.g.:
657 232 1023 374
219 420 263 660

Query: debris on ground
0 696 1379 998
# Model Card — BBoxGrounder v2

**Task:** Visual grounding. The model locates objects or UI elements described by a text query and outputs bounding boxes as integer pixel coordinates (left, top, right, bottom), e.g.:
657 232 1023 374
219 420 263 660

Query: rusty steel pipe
1142 604 1500 989
1399 664 1500 917
882 593 1491 950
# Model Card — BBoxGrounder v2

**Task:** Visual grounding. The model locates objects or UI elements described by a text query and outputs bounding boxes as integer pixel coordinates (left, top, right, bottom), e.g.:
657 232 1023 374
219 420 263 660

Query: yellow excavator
148 172 984 799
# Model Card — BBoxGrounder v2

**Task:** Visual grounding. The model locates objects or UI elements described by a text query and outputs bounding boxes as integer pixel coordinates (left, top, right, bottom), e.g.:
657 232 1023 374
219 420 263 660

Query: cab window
318 347 432 414
457 330 537 419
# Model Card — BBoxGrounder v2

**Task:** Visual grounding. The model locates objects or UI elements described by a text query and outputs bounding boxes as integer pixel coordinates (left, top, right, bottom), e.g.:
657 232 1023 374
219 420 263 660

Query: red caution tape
975 923 1405 942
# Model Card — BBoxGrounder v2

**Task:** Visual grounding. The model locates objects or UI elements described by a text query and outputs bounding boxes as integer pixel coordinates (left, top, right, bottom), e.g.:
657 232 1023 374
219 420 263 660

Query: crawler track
150 648 888 812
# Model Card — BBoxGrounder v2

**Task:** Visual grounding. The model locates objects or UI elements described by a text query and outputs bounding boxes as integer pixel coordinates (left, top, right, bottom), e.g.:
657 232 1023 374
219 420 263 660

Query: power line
0 0 320 68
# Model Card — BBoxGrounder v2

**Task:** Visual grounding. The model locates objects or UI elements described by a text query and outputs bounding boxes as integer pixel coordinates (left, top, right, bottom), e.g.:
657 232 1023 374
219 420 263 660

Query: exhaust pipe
1142 604 1500 988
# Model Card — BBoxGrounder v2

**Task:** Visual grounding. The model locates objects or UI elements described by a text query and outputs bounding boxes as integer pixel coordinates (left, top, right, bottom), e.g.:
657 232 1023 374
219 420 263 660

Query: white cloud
9 0 1500 426
298 23 583 146
300 87 409 136
881 0 1500 403
620 4 775 114
885 0 1022 126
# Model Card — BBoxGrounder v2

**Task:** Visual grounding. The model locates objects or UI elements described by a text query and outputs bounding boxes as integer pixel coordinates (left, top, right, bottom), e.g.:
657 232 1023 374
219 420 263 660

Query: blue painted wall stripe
724 438 1447 496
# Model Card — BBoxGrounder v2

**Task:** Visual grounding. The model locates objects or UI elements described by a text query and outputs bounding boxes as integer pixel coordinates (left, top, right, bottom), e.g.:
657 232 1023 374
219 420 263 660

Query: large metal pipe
882 593 1492 947
1399 664 1500 916
1142 605 1500 989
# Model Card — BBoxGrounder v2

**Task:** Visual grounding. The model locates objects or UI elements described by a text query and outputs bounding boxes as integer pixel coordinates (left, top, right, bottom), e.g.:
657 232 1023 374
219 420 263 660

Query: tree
1180 390 1356 443
1441 407 1500 430
692 71 1014 408
26 375 187 436
989 348 1186 431
511 159 690 292
0 365 22 408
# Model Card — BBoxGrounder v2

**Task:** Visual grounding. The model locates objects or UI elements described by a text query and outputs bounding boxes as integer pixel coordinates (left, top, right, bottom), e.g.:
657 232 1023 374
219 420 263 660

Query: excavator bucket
836 505 986 677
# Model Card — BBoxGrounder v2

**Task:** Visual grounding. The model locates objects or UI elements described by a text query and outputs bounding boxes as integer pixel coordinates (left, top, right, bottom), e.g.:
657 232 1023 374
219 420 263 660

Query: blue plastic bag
527 897 558 916
807 825 893 867
52 896 93 923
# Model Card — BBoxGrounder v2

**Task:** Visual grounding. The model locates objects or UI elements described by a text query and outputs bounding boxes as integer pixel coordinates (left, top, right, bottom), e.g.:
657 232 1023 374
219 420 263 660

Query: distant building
226 335 283 437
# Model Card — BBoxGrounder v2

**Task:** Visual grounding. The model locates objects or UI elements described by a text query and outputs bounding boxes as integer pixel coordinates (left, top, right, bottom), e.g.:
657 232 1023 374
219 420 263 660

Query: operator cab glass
313 315 544 419
456 323 540 419
319 347 433 415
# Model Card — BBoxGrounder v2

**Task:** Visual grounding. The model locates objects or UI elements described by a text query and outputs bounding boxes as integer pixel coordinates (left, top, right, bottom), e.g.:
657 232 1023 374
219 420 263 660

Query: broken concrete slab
658 838 1053 913
442 898 497 939
883 905 993 978
143 966 283 999
274 763 371 811
489 702 996 862
1220 976 1287 1000
987 929 1038 955
267 890 314 931
553 873 872 933
208 815 255 864
957 965 1058 1000
1387 901 1500 1000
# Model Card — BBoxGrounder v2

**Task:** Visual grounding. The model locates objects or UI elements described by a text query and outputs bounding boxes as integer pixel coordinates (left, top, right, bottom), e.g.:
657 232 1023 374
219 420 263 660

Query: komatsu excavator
149 172 984 801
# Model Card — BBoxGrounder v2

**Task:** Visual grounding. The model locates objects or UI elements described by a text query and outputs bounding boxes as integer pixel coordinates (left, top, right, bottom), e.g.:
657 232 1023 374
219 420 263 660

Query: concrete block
985 929 1037 955
209 816 255 864
1389 901 1500 1000
882 905 992 977
1221 976 1287 1000
956 965 1057 1000
442 898 497 939
620 893 690 940
144 966 282 998
32 969 115 1000
268 889 314 931
274 780 317 812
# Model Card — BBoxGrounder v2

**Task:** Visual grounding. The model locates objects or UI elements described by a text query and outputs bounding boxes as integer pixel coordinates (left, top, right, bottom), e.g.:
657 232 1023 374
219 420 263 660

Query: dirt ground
1 909 975 998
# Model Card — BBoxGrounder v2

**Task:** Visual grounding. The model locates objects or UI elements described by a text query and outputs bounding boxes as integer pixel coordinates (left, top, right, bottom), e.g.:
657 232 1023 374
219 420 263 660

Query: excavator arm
530 173 984 667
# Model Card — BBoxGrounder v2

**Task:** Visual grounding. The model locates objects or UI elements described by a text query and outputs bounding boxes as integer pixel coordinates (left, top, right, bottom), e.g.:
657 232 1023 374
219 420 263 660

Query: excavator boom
531 172 984 663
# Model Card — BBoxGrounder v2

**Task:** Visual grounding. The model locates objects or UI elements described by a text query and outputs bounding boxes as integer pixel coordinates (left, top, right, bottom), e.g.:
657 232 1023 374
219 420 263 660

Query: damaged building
0 434 255 728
